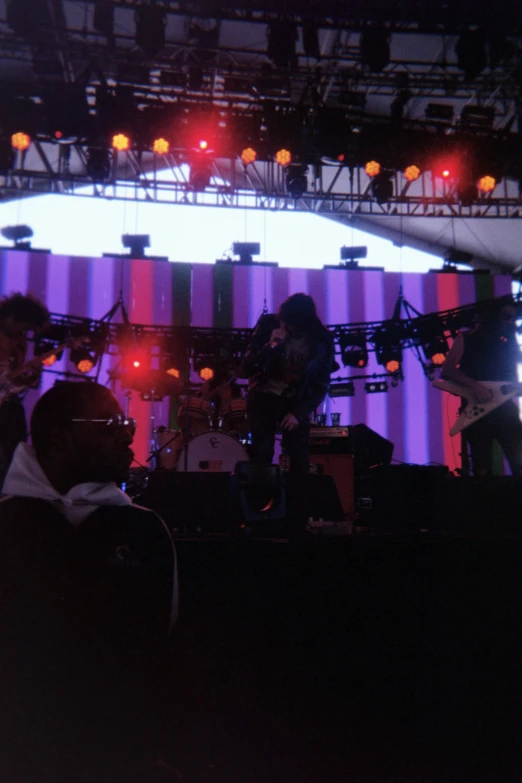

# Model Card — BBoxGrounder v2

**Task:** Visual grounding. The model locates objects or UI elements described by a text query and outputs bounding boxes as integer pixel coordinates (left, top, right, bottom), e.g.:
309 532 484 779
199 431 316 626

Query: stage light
404 165 421 182
478 175 496 193
199 139 209 151
70 346 96 374
371 171 394 204
340 334 368 369
364 381 388 394
166 366 181 378
11 132 31 152
1 224 33 248
199 366 214 381
189 152 212 191
364 160 381 177
442 169 451 178
275 148 292 166
376 341 402 374
241 147 257 165
455 29 487 80
153 137 170 154
135 4 166 58
87 148 111 182
112 133 131 152
34 341 62 367
360 26 391 72
286 164 308 199
233 242 261 263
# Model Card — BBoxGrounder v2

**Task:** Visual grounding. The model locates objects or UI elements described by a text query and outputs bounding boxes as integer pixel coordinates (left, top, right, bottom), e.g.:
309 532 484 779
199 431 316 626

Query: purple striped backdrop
0 249 514 470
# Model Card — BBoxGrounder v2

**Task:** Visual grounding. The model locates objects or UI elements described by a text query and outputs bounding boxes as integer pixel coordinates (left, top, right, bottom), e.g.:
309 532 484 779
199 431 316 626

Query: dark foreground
2 531 522 783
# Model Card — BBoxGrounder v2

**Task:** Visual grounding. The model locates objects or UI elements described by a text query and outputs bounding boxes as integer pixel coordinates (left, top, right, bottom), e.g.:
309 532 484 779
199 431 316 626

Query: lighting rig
33 296 517 396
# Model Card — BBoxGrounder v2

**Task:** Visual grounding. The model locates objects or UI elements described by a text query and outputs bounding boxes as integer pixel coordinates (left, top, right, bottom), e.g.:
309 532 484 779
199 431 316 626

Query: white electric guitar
0 336 88 407
433 379 522 436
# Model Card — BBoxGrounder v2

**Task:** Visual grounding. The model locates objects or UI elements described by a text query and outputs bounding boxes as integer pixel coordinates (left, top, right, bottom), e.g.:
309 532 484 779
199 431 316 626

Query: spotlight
112 133 131 152
340 334 368 369
87 148 111 182
422 337 449 366
198 139 209 151
11 132 31 152
360 26 390 72
433 156 460 181
275 148 292 166
455 29 487 80
266 19 298 68
122 234 150 259
153 137 170 154
478 175 496 193
371 170 394 204
135 4 166 58
70 346 97 374
364 381 388 394
286 164 308 199
340 246 368 261
189 151 212 191
1 224 33 248
364 160 381 177
232 242 261 263
199 366 214 381
241 147 257 165
329 381 355 398
375 334 402 373
404 165 421 182
34 341 63 367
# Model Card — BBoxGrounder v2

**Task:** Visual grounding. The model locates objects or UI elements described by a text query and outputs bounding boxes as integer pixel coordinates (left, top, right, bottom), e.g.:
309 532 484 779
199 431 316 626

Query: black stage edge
167 535 522 782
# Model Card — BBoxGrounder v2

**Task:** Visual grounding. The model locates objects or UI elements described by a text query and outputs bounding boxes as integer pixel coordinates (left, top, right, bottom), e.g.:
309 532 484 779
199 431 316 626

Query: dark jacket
240 313 335 422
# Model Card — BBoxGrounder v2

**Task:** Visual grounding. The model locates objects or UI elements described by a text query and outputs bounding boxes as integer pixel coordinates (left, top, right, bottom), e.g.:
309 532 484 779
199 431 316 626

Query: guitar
432 379 522 436
0 336 89 407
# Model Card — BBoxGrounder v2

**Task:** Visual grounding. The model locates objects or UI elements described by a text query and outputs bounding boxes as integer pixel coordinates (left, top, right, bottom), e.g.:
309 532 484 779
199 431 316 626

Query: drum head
176 431 249 472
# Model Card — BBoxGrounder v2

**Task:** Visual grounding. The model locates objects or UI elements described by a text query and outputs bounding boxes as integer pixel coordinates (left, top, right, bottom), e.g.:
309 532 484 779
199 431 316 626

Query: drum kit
109 367 251 474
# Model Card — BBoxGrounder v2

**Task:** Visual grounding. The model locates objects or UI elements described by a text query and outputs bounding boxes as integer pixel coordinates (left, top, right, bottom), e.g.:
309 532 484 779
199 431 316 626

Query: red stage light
54 130 63 140
199 139 209 151
133 360 141 368
337 154 345 162
442 169 451 178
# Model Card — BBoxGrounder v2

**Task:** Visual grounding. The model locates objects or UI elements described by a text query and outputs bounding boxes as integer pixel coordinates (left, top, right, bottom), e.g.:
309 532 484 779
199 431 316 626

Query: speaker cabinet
309 454 355 517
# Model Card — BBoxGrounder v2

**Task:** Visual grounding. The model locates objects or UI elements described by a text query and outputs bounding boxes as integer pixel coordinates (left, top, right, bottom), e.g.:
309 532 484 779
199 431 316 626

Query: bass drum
176 431 249 473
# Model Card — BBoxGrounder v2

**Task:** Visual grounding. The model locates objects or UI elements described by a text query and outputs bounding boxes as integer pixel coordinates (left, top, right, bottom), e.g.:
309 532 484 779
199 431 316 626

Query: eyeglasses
71 415 137 434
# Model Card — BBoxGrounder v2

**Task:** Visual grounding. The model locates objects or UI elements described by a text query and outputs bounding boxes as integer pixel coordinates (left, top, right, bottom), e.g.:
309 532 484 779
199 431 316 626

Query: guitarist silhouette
440 298 522 477
0 293 49 485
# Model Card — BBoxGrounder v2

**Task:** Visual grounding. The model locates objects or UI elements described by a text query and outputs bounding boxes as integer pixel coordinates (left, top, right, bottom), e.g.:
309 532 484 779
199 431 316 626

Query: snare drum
176 431 249 473
221 398 249 434
153 428 184 470
178 396 213 436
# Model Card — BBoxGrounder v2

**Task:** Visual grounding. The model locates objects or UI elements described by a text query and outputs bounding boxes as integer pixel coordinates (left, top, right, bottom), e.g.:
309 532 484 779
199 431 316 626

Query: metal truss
3 145 522 218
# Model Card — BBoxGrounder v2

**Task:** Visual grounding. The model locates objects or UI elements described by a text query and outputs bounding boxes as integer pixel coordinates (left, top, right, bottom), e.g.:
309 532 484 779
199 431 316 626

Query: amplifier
309 426 350 439
279 453 354 516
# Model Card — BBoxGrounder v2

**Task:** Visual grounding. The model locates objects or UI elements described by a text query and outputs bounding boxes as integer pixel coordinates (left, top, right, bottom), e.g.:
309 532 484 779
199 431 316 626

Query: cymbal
119 369 184 397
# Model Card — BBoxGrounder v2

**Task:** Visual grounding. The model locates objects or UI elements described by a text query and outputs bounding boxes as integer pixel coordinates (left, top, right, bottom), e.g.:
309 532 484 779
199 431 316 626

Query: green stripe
213 263 234 329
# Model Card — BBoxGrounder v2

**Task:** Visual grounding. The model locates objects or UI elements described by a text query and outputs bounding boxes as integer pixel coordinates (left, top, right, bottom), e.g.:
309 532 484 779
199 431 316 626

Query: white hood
2 442 133 525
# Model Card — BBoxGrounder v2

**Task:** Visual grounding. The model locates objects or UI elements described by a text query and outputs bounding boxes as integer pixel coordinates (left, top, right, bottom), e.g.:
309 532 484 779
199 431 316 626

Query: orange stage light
385 359 400 374
166 367 181 378
42 354 58 367
77 358 95 373
431 353 446 366
199 367 214 381
153 138 170 155
404 164 421 182
275 148 292 166
241 147 257 165
11 132 31 152
112 133 131 152
478 175 496 193
364 160 381 177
